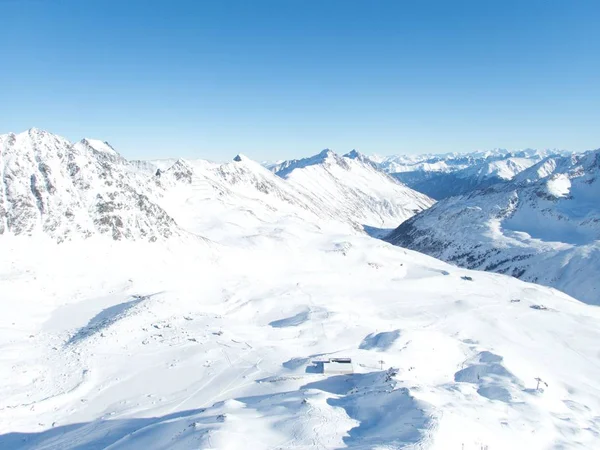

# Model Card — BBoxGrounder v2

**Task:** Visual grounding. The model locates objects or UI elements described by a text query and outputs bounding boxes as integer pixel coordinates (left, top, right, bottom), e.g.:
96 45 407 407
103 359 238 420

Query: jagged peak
344 149 362 158
11 127 61 141
233 153 249 162
25 127 61 139
317 148 334 157
165 158 194 173
77 138 119 155
312 148 340 164
273 149 346 178
172 157 192 166
1 128 73 152
229 154 267 171
27 127 46 136
344 150 379 170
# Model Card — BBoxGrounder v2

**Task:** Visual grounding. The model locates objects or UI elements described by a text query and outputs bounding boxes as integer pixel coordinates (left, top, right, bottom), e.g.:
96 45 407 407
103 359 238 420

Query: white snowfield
1 130 600 449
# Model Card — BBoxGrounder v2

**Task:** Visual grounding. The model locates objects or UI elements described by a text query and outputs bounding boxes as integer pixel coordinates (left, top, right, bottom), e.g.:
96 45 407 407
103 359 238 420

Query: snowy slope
272 149 434 232
152 154 346 245
2 130 600 450
0 129 178 242
1 220 600 449
386 150 600 304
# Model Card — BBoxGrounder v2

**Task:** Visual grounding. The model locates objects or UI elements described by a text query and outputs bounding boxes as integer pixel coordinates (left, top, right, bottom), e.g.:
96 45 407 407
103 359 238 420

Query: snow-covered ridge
150 148 433 243
385 149 600 304
369 148 570 199
0 129 178 242
1 129 433 243
270 149 434 231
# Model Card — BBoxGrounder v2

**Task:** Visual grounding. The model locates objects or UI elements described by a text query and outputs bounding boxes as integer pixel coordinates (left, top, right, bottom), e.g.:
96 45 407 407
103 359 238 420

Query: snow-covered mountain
270 149 434 232
0 129 178 242
385 149 600 305
2 205 600 449
373 149 565 199
1 130 434 244
1 130 600 449
152 154 338 245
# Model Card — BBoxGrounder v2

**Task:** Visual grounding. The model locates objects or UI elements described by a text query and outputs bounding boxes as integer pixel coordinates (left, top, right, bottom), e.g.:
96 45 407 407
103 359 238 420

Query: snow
271 149 434 230
2 228 600 449
387 149 600 304
0 129 177 241
371 149 568 199
1 130 600 449
546 174 571 198
75 138 118 156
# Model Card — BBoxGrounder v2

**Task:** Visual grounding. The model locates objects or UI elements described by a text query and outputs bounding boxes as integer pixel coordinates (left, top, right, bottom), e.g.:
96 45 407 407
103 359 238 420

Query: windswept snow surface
2 231 600 450
1 131 600 450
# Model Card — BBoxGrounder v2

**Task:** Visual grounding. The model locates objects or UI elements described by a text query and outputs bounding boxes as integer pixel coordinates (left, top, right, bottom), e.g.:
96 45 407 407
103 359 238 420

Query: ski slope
2 216 600 449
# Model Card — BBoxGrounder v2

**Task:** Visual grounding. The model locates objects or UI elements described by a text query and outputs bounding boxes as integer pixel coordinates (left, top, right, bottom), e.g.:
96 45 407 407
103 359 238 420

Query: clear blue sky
1 0 599 161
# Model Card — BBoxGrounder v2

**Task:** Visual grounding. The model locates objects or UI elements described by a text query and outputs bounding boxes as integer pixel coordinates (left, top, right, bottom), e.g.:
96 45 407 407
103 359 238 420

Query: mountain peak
344 149 362 159
78 138 118 155
0 129 178 241
271 149 344 178
26 126 56 137
20 127 59 143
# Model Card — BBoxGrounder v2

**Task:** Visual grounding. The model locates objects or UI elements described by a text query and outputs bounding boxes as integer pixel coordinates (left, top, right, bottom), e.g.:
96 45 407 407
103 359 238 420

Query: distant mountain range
0 129 432 243
4 129 598 304
385 149 600 304
367 149 569 199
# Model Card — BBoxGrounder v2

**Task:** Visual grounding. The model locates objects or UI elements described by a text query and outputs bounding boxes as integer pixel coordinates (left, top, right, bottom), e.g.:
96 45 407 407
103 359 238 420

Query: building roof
328 357 352 363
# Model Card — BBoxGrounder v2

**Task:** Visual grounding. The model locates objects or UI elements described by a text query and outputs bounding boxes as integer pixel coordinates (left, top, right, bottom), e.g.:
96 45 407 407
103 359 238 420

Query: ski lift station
322 357 354 375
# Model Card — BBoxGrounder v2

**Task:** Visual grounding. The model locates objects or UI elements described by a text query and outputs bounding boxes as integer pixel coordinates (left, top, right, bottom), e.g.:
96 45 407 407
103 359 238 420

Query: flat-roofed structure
322 357 353 374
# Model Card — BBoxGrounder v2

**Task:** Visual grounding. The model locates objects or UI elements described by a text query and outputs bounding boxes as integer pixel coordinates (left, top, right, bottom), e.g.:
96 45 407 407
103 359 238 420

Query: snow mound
359 330 401 351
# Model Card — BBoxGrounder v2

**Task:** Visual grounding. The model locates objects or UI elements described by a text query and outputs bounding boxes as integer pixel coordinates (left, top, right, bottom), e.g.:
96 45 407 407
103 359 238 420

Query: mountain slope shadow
302 370 433 448
359 330 401 351
65 292 163 346
0 408 207 450
268 310 310 328
454 351 522 403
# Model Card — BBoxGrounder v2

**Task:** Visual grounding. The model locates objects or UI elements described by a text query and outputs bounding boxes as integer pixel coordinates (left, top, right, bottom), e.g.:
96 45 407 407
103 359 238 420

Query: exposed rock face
0 129 178 242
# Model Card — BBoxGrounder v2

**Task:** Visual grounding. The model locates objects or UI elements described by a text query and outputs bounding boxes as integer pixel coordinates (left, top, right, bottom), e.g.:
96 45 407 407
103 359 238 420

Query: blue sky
1 0 599 161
